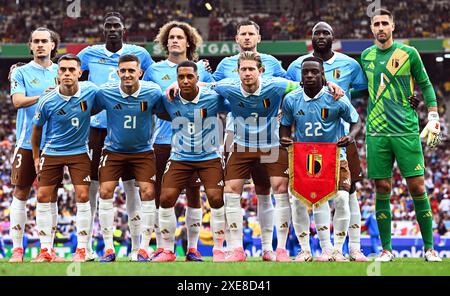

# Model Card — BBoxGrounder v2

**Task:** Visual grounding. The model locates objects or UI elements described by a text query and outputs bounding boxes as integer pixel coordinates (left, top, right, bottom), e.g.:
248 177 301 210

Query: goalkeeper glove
420 111 441 149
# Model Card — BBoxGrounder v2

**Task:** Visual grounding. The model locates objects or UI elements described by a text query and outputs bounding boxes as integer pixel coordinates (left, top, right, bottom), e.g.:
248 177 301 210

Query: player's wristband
427 111 439 122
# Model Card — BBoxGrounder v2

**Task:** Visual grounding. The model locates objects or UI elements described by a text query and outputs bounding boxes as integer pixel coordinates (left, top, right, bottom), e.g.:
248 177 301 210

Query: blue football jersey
10 61 58 150
212 53 286 81
95 81 164 153
77 44 154 129
281 87 359 160
143 59 213 145
163 86 230 161
33 81 99 156
286 51 367 135
213 77 297 148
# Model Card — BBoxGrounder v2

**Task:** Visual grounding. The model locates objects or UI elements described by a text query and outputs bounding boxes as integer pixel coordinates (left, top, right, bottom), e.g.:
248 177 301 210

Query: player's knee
99 186 114 199
375 180 391 194
159 190 177 208
140 186 155 201
271 182 288 194
37 189 51 203
334 191 350 213
76 190 89 203
13 186 30 200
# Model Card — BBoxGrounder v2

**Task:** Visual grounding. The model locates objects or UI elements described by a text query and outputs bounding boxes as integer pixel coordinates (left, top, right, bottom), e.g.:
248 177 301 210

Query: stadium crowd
1 78 449 253
0 0 448 43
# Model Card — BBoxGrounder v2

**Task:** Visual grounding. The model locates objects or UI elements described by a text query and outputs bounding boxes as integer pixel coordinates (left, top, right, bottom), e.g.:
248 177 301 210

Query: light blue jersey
281 87 359 160
78 44 154 129
213 77 297 148
95 81 164 153
163 86 230 161
286 51 367 135
143 59 213 145
33 81 99 156
10 61 58 150
212 53 286 81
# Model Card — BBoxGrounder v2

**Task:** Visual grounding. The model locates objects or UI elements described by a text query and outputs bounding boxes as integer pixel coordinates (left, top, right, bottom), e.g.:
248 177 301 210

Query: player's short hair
104 12 124 24
118 54 141 66
155 21 203 61
58 54 81 67
371 8 394 22
236 20 260 34
29 27 60 59
238 51 264 70
301 56 324 69
177 60 198 73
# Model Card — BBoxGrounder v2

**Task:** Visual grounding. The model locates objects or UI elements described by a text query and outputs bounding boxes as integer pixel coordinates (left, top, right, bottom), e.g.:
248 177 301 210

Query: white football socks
50 202 58 246
257 194 274 252
224 193 243 249
87 180 99 253
159 207 176 252
333 190 350 252
313 201 333 252
155 208 162 249
348 191 362 251
36 202 53 251
99 198 114 251
10 197 27 249
186 207 202 250
140 200 156 252
274 193 291 250
210 206 226 250
291 197 311 252
123 179 142 252
76 201 91 250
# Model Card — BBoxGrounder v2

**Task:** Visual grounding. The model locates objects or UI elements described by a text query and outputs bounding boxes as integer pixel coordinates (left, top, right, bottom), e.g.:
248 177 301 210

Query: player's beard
376 32 391 44
312 42 332 54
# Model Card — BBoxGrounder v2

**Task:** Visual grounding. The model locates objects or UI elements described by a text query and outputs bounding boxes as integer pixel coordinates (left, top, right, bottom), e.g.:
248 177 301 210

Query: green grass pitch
1 257 449 276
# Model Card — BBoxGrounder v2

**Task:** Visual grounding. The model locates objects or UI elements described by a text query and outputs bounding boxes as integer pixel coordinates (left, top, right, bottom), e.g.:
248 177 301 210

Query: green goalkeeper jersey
361 41 436 137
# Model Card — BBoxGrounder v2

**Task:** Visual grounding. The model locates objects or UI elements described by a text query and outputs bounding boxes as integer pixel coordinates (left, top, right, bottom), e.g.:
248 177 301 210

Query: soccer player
212 20 286 261
142 21 213 261
94 54 166 262
77 12 154 260
155 61 228 262
361 9 441 262
8 27 62 263
31 54 98 262
210 52 299 262
286 22 369 261
280 56 362 262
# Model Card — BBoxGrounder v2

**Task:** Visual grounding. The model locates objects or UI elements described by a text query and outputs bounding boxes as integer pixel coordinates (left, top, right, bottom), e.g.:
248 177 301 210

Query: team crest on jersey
321 108 329 120
333 69 341 79
391 58 400 68
98 58 107 64
140 101 148 112
162 74 171 80
199 108 207 118
30 78 40 85
79 100 88 112
262 98 271 108
306 153 322 177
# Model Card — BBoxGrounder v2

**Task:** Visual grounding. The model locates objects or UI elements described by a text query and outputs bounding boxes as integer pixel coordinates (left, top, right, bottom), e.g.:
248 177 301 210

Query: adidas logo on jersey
57 109 66 115
162 74 171 80
368 63 375 70
113 104 123 110
296 110 305 116
83 175 91 182
238 102 245 108
414 164 423 171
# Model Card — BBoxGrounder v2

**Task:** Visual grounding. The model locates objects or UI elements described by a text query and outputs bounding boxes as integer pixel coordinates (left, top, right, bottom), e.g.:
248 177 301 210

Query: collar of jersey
119 83 141 98
179 87 201 104
240 81 262 97
57 85 81 101
103 44 125 57
307 52 337 65
29 60 55 71
303 86 327 102
165 59 178 68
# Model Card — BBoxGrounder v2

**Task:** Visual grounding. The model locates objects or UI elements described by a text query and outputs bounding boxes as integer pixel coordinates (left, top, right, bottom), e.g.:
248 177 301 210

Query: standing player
280 57 361 261
143 21 212 261
155 61 228 262
77 12 154 260
9 27 61 263
94 55 166 262
361 9 441 262
286 22 369 261
212 20 286 261
31 54 98 262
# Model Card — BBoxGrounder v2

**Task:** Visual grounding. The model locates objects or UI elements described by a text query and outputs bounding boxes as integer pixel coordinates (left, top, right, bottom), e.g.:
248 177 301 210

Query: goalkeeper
361 9 442 262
